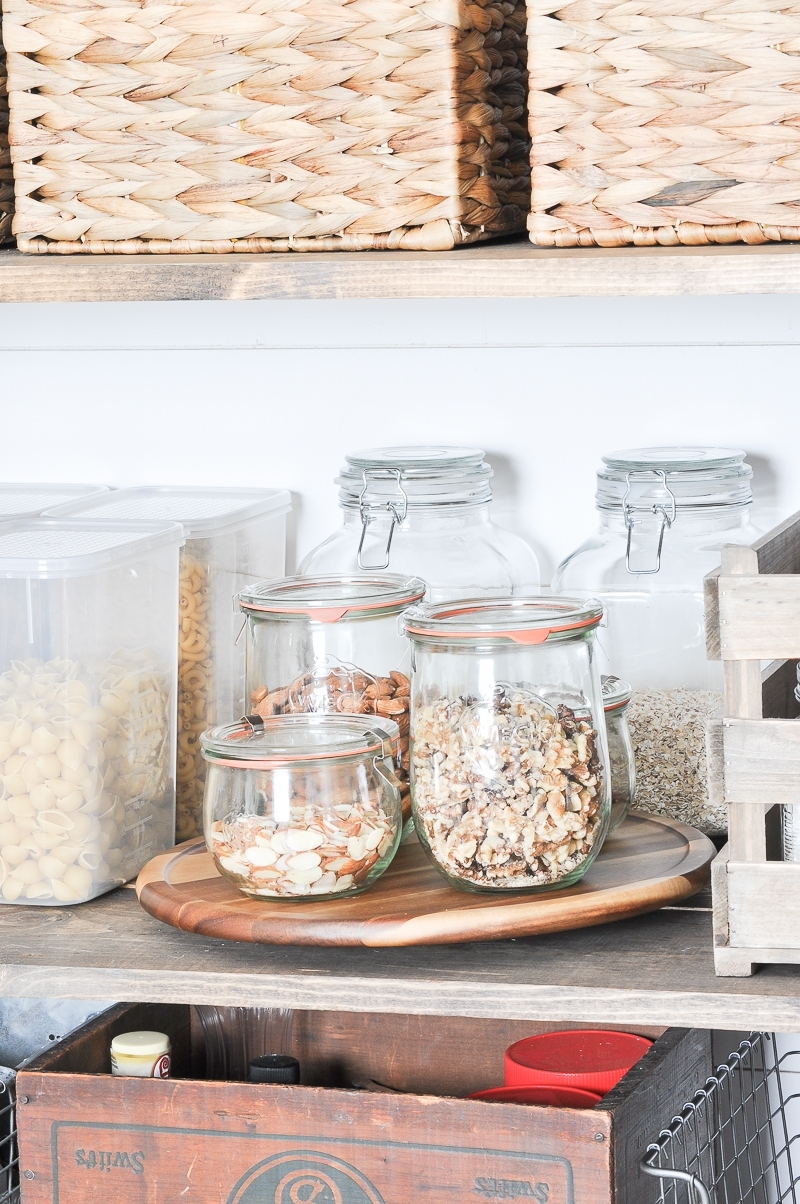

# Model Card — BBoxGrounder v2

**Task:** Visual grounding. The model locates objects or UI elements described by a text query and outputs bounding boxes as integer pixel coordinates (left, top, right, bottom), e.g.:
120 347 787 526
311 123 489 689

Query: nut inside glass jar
201 715 402 901
404 597 611 894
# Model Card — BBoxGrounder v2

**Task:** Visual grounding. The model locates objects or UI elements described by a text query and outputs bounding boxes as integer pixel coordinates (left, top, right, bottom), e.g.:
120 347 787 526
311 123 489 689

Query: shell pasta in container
0 519 182 905
45 487 291 842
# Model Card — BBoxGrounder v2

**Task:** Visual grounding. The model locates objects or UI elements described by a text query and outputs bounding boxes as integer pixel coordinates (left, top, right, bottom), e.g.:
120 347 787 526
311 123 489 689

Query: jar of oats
553 447 762 836
202 714 402 901
240 574 425 813
403 597 611 893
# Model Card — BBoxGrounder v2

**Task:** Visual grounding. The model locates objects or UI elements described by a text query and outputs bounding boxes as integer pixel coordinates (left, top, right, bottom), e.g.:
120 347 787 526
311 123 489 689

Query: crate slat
721 719 800 804
719 575 800 659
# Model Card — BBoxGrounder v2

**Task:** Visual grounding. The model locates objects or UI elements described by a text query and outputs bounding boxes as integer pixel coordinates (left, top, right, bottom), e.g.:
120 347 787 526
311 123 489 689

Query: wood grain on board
6 241 800 302
135 814 714 948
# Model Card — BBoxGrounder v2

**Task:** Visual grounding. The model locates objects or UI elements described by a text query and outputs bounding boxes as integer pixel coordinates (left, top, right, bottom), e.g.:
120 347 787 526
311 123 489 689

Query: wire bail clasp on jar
622 470 677 575
364 726 403 789
357 470 408 570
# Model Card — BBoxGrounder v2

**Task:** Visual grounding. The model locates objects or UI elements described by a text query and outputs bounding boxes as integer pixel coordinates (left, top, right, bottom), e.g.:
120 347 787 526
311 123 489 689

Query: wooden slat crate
15 1003 709 1204
705 510 800 976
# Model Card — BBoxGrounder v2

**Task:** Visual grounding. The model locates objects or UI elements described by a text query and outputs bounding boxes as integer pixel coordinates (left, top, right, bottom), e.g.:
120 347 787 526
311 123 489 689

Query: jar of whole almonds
202 715 402 901
239 575 424 814
403 597 611 893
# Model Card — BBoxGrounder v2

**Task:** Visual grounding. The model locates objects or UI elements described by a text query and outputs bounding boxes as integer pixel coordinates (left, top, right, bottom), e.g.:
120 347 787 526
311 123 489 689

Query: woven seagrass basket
527 0 800 247
0 44 12 245
2 0 529 253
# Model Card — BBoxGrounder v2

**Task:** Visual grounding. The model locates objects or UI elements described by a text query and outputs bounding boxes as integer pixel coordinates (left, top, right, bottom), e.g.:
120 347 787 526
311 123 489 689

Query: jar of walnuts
403 597 611 893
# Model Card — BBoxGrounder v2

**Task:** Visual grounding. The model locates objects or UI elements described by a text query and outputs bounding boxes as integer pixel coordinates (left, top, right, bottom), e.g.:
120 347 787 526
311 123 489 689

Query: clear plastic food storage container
45 487 291 843
299 446 540 601
202 715 402 900
552 447 760 836
403 597 610 893
0 484 110 518
240 574 424 808
602 676 635 834
0 519 182 905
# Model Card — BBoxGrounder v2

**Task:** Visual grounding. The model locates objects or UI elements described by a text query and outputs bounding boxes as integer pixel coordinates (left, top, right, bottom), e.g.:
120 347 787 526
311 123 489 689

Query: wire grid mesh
642 1033 800 1204
0 1070 18 1204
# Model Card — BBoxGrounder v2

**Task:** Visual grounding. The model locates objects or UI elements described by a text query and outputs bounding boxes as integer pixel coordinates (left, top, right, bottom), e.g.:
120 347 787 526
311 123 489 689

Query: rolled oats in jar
403 598 611 893
202 714 402 901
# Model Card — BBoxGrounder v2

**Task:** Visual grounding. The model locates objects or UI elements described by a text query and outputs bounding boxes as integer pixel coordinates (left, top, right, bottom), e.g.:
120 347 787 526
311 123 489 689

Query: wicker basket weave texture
0 44 12 244
527 0 800 246
3 0 529 253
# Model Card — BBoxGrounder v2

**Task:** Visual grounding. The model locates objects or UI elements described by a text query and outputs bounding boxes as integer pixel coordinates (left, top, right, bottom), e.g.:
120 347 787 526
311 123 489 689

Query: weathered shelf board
4 877 800 1029
6 240 800 302
136 814 714 947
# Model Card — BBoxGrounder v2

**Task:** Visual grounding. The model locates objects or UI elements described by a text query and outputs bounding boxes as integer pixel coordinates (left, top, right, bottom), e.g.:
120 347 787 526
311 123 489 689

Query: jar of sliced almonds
239 575 425 814
202 715 402 901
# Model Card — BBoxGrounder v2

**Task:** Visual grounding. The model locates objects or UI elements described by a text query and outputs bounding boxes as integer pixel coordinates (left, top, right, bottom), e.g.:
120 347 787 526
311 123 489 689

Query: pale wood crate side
722 718 800 805
753 508 800 575
718 575 800 661
727 861 800 950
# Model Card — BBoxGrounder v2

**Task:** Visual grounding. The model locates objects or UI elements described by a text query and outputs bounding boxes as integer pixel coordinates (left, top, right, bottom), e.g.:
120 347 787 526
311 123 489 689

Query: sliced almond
286 850 322 871
285 828 324 852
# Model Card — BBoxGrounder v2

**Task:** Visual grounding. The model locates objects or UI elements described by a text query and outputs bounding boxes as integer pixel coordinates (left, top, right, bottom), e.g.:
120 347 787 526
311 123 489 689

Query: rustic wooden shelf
5 239 800 302
1 885 800 1029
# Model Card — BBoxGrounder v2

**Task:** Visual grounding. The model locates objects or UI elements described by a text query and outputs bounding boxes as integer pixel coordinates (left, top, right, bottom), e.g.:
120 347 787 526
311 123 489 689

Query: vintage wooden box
705 509 800 976
15 1003 710 1204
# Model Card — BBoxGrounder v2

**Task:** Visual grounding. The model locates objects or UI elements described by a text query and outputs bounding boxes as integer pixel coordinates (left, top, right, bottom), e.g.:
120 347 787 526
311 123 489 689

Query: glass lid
403 597 603 645
601 675 632 711
201 714 400 766
597 447 753 511
337 445 493 510
239 574 426 621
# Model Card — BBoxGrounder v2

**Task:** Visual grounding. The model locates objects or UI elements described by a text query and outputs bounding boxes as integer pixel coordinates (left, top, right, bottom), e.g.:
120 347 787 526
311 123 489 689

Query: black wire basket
642 1032 799 1204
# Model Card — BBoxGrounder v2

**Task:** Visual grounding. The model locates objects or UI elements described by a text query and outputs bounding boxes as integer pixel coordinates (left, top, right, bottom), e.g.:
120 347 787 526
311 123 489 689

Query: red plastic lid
504 1030 653 1094
468 1085 602 1108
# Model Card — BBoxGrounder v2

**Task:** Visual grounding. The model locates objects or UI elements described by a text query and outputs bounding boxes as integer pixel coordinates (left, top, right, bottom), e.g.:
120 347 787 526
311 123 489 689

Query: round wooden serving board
135 812 714 948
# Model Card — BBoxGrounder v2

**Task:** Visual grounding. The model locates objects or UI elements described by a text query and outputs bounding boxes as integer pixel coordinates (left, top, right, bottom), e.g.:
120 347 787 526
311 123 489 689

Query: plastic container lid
239 574 426 623
597 447 753 512
468 1085 602 1107
43 486 291 540
504 1031 653 1094
249 1055 300 1084
0 519 184 578
602 675 632 712
0 484 110 518
201 714 400 768
403 597 603 647
110 1031 170 1057
337 446 493 509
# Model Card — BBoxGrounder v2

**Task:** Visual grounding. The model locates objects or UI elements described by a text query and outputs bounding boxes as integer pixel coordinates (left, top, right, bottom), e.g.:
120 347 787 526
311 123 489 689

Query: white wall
4 292 800 579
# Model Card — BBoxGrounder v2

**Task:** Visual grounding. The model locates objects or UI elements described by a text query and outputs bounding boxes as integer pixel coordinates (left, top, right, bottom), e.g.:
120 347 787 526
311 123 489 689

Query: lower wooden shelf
1 882 800 1029
4 239 800 302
